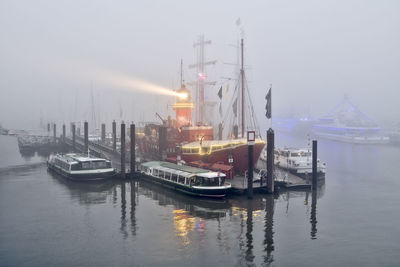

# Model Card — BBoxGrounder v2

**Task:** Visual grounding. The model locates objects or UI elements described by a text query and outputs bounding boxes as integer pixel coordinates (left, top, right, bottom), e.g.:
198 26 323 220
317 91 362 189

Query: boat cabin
51 153 112 172
140 161 226 187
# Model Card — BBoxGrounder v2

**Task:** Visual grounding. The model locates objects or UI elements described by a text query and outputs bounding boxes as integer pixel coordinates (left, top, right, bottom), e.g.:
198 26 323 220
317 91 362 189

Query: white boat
47 153 116 181
139 161 231 198
260 147 326 179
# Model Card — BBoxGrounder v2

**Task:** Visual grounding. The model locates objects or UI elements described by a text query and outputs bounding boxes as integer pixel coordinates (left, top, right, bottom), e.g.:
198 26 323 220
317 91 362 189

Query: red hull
179 142 265 174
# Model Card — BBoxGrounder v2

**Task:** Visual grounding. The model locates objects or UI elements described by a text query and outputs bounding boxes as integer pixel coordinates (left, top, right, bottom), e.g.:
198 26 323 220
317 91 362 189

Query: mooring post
101 123 106 143
84 121 88 153
62 124 66 143
112 120 117 151
247 131 255 199
72 123 76 152
130 123 136 175
53 123 56 143
267 128 275 194
312 140 318 190
121 121 126 179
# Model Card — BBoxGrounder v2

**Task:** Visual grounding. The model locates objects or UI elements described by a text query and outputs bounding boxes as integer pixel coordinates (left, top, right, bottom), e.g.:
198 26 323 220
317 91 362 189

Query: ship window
191 148 199 153
70 164 79 171
194 176 203 186
171 173 178 182
291 153 300 157
92 161 107 169
81 162 91 169
204 177 219 186
178 176 185 184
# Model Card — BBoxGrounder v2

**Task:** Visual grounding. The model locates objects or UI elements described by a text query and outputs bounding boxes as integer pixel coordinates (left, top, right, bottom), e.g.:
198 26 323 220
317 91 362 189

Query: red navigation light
198 73 206 80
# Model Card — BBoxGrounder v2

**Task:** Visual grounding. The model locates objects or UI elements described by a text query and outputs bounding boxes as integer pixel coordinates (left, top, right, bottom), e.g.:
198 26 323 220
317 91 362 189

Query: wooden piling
84 121 88 153
53 123 56 143
130 123 135 174
267 128 275 194
247 137 254 199
112 120 117 151
101 123 106 143
72 123 76 152
47 123 50 134
312 140 318 190
120 122 126 179
62 124 66 143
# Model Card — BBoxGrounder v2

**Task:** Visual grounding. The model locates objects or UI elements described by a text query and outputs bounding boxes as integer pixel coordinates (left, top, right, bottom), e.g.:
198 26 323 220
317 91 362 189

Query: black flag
217 86 222 99
265 87 271 119
233 98 238 117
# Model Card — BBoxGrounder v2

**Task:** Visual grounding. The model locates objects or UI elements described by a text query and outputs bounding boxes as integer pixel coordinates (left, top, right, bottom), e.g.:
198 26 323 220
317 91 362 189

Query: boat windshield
193 176 224 186
79 160 111 170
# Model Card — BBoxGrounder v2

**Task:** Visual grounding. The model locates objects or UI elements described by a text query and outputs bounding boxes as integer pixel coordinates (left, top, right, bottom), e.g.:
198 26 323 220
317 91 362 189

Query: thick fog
0 0 399 131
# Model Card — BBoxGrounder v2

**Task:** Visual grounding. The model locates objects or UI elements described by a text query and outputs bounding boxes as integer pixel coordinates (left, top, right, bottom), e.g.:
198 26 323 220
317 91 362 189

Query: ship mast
180 59 183 87
241 38 245 137
189 35 216 125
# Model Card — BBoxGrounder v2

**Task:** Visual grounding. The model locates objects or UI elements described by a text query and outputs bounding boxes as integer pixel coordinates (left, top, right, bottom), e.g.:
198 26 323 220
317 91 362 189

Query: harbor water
1 134 400 266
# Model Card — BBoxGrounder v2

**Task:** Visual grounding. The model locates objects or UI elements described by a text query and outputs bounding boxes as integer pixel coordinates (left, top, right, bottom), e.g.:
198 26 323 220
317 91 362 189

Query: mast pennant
265 87 272 119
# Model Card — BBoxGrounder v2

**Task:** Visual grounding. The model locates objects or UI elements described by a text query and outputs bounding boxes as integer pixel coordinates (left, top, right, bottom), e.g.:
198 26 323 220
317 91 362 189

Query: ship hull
47 162 116 181
139 172 230 198
179 142 265 174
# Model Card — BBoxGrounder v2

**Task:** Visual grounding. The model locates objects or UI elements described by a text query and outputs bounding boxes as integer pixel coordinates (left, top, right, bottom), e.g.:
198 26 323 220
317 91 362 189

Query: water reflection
120 182 128 239
245 200 254 264
130 180 137 236
310 189 318 240
49 173 116 205
48 170 319 264
119 181 138 239
264 195 275 265
230 196 276 266
138 180 231 219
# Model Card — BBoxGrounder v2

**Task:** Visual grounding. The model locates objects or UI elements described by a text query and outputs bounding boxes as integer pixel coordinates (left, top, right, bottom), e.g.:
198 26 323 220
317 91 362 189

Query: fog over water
0 0 399 129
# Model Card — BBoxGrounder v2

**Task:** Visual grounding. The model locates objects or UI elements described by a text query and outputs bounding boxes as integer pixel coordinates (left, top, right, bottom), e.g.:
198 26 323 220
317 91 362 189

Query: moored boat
260 147 326 179
47 153 116 181
139 161 231 198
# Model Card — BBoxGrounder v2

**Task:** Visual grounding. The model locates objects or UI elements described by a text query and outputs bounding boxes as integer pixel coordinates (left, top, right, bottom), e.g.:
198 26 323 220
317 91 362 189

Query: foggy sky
1 0 399 130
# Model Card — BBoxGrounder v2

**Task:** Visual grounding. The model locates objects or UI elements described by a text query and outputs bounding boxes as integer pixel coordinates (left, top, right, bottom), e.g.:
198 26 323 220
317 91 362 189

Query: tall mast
180 59 183 87
189 35 216 125
241 38 245 137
